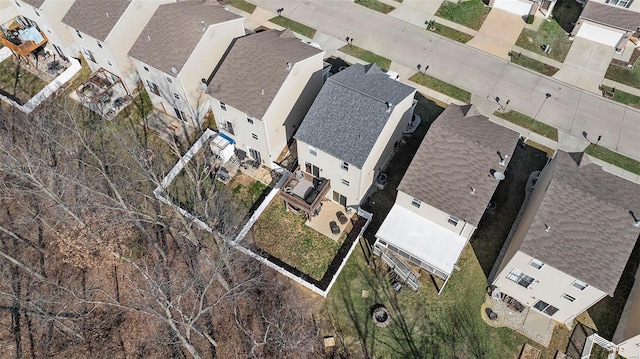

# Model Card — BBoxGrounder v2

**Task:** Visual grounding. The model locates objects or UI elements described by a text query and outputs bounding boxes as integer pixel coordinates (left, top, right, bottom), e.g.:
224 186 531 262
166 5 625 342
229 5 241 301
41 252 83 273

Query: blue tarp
219 132 235 144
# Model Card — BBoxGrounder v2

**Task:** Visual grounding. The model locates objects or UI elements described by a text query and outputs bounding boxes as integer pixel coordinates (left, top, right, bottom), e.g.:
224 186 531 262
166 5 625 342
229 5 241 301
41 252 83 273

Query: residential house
571 0 640 50
62 0 173 93
206 29 324 169
613 264 640 359
492 151 640 326
293 63 416 211
3 0 76 61
488 0 556 19
129 1 244 128
373 104 520 291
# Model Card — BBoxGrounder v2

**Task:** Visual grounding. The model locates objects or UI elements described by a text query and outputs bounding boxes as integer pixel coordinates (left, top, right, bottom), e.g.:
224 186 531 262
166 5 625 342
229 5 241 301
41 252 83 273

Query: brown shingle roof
128 1 242 75
206 29 323 119
398 105 520 226
21 0 45 8
580 1 640 31
520 151 640 296
62 0 130 41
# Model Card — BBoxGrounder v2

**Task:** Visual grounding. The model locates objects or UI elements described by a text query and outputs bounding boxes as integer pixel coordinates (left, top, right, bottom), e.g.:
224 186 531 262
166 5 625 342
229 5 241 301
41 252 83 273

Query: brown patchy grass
252 200 344 280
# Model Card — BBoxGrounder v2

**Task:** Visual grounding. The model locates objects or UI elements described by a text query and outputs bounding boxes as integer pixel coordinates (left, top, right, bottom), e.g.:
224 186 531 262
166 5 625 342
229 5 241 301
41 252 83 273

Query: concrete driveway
553 37 615 94
389 0 445 29
467 8 525 60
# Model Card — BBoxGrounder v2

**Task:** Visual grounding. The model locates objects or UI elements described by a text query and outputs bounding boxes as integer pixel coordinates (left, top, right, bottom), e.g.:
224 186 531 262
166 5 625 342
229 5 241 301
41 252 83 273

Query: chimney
385 102 393 113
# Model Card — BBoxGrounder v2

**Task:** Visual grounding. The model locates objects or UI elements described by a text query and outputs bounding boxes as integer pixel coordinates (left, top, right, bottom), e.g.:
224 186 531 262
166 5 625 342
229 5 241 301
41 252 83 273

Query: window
106 59 112 66
83 48 96 63
247 116 254 124
224 121 234 135
174 107 186 122
333 191 347 207
341 179 350 186
447 215 459 226
562 294 576 302
411 198 421 208
143 66 149 72
533 300 559 316
220 102 227 111
506 269 535 288
173 92 180 100
34 9 40 17
75 29 82 39
251 133 258 140
530 259 544 270
607 0 631 7
309 146 317 156
96 40 102 49
572 280 588 291
341 162 349 171
166 76 173 84
15 1 21 7
146 80 159 96
378 240 387 246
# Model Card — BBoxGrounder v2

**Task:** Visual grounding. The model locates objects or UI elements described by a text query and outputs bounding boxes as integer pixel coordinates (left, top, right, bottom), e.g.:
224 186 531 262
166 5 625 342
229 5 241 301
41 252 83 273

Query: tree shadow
550 0 583 34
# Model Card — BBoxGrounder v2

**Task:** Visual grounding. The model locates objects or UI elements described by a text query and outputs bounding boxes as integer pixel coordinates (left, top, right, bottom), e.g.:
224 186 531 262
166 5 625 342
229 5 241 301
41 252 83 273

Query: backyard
515 19 573 63
435 0 490 31
0 56 48 104
251 200 345 281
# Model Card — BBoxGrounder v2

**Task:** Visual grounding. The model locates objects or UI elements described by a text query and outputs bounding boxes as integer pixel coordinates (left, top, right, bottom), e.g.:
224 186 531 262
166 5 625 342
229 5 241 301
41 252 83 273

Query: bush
526 15 534 24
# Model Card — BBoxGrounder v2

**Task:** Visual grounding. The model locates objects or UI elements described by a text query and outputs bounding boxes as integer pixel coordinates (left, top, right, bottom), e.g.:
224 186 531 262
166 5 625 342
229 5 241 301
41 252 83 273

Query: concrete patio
305 199 354 241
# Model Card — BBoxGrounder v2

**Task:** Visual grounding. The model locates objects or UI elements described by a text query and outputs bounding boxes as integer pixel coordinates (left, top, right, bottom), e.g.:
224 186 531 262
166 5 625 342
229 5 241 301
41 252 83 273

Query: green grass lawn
269 16 317 38
515 19 573 63
435 0 490 31
511 53 559 76
429 22 473 43
612 88 640 109
221 0 256 13
494 109 559 141
252 201 343 280
339 45 392 71
0 56 48 104
605 63 640 89
409 72 471 103
354 0 396 14
585 144 640 176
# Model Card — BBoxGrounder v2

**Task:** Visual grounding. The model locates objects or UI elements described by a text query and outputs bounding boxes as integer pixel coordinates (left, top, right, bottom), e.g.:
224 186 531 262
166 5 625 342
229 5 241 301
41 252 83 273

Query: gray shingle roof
520 151 640 296
206 29 322 119
21 0 45 8
62 0 130 41
129 1 241 75
398 104 520 226
580 1 640 31
294 64 416 168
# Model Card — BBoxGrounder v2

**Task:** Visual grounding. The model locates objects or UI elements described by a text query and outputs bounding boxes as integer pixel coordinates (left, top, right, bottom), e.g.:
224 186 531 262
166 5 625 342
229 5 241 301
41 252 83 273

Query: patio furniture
485 307 498 321
336 211 348 224
329 221 340 235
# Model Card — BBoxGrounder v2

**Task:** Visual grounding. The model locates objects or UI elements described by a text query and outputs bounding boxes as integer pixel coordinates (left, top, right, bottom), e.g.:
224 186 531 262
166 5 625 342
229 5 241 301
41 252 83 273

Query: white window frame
572 280 588 291
173 92 180 100
251 133 258 140
106 59 112 66
220 102 227 111
411 198 421 208
341 179 350 186
143 65 149 72
341 161 349 171
506 269 535 288
447 215 459 226
166 76 173 84
562 293 576 302
96 40 102 49
607 0 631 8
247 116 254 124
529 259 544 270
309 146 317 156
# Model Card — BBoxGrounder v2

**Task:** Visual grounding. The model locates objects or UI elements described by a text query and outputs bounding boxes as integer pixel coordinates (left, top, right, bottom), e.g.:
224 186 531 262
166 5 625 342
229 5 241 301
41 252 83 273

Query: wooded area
0 96 320 358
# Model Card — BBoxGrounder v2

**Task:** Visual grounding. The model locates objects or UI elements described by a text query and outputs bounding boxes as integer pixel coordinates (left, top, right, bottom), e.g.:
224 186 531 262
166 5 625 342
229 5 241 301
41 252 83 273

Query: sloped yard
0 56 48 104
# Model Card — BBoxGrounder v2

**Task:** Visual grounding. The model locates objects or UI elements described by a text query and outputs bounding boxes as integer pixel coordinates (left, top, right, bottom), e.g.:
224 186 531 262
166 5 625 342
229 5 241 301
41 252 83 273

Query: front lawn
339 45 392 71
252 201 343 281
354 0 396 14
269 16 317 39
221 0 256 13
409 72 471 103
511 53 559 76
429 22 473 43
494 109 558 141
605 63 640 89
612 88 640 109
0 56 48 104
585 144 640 176
515 19 573 63
435 0 490 31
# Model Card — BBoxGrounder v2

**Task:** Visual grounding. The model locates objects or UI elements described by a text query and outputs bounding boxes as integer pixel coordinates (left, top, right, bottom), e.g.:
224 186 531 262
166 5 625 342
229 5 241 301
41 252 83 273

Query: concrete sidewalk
248 0 640 162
